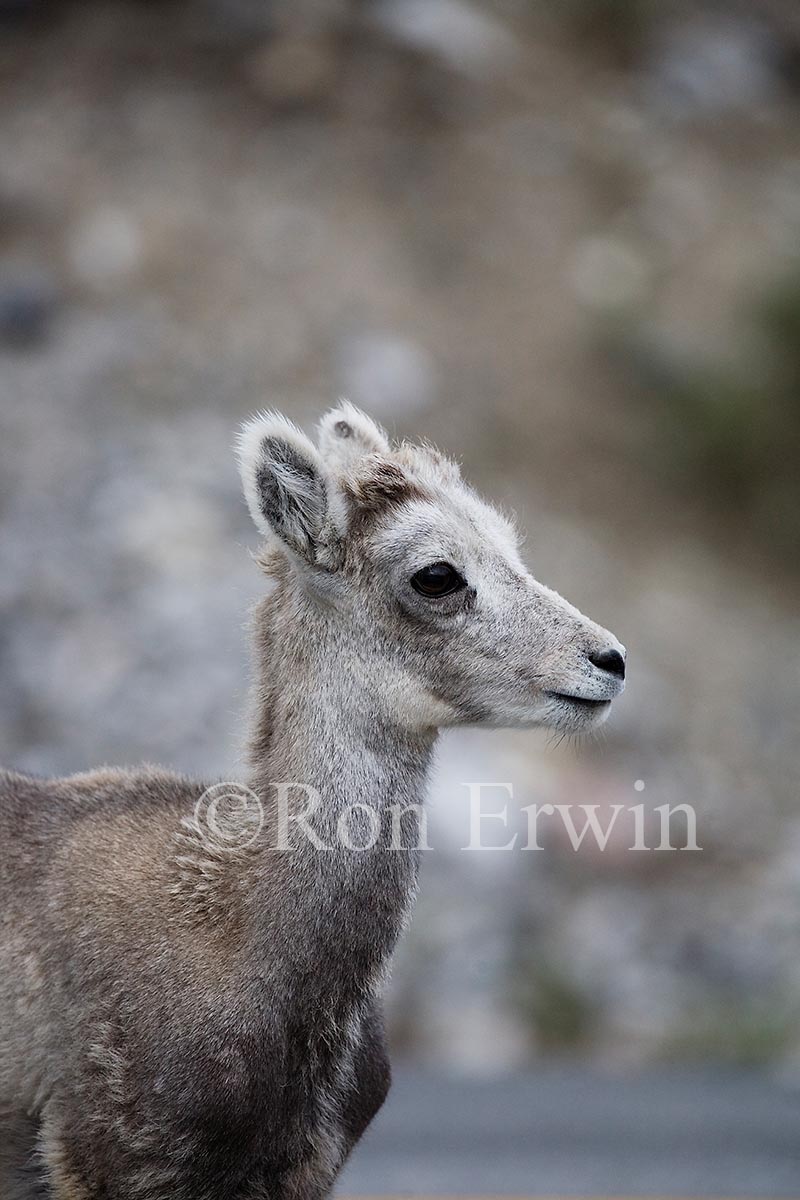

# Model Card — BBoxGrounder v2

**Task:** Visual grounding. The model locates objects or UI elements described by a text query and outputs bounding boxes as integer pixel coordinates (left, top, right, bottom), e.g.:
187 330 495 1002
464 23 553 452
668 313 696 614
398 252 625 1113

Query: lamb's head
237 403 625 735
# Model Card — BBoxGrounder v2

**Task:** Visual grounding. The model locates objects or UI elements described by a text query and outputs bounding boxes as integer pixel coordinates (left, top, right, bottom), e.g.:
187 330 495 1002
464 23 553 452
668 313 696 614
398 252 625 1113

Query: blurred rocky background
1 0 800 1142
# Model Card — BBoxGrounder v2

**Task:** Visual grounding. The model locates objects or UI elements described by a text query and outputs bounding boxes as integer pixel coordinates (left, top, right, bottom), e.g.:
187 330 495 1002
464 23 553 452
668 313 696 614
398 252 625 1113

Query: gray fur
0 404 624 1198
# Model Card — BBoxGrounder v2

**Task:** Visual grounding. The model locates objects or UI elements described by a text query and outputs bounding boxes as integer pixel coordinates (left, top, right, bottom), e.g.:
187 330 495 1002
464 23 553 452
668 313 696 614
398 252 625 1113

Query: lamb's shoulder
2 765 255 969
1 765 202 887
49 767 260 945
0 766 251 1113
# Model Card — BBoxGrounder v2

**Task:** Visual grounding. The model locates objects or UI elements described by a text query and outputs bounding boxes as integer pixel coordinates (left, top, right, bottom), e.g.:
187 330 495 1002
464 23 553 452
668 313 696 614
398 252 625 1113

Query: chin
482 695 613 733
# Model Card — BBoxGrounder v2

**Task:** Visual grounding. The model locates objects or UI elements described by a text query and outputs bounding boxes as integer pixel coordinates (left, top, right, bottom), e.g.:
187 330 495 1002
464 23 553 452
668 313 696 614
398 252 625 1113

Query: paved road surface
337 1068 800 1195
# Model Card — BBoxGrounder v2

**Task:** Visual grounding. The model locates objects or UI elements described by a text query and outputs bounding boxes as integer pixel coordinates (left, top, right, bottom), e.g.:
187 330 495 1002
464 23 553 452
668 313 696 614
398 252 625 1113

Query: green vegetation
664 1000 798 1067
516 961 596 1052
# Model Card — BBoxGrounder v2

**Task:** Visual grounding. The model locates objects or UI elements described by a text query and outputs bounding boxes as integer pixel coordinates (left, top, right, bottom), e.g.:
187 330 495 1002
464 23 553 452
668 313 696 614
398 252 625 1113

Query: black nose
589 647 626 679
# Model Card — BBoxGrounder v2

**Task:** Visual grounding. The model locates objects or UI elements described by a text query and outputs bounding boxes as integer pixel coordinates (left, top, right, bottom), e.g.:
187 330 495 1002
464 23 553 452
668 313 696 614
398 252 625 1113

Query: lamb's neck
248 598 437 820
251 694 436 847
246 590 437 997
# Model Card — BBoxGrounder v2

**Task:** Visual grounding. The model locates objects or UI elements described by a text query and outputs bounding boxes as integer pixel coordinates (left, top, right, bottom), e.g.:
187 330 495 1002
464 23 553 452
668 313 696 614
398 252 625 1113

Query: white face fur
238 402 626 736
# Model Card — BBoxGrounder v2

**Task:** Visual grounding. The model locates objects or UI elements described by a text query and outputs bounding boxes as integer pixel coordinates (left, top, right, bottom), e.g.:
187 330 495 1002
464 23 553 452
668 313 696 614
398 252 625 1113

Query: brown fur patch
342 458 424 515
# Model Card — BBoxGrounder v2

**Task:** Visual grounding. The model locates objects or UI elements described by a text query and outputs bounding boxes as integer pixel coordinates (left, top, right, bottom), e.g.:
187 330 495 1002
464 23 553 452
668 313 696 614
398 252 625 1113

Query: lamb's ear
236 412 347 565
317 400 390 471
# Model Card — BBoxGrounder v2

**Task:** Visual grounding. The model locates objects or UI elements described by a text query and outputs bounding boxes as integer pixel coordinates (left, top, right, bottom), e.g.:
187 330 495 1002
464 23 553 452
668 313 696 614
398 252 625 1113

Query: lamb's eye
411 562 466 598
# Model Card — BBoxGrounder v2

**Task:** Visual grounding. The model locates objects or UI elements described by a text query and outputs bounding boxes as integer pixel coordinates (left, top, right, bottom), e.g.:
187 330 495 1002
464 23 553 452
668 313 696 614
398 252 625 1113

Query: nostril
589 647 626 679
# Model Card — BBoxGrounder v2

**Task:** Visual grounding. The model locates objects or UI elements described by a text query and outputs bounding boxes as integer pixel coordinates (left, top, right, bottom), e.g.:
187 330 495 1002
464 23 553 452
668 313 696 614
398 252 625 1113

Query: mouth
545 691 611 710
